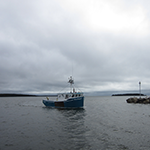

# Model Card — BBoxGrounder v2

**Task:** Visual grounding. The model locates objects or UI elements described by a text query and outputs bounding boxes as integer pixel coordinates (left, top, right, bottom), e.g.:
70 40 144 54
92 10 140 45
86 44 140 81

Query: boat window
72 94 74 97
65 95 68 99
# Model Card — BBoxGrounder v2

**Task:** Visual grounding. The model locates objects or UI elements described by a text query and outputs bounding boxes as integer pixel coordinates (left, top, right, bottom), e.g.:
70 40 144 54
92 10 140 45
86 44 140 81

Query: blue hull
43 97 84 108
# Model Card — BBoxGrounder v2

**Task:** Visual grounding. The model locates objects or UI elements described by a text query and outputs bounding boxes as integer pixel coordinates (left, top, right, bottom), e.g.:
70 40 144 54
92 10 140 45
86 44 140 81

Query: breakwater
126 97 150 104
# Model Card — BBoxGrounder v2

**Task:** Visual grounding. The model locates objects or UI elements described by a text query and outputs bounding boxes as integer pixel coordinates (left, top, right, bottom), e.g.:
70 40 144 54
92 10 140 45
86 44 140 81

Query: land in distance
112 93 146 96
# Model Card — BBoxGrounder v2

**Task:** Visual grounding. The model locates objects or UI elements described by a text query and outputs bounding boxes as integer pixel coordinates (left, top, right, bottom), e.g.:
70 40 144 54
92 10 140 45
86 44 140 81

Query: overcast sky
1 0 150 94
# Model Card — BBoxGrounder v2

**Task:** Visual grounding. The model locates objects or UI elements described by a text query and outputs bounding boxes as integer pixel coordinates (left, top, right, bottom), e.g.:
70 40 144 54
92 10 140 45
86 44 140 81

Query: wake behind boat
42 76 84 108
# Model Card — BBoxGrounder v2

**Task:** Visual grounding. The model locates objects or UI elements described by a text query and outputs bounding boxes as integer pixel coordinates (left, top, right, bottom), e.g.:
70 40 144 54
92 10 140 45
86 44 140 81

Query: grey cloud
0 0 150 93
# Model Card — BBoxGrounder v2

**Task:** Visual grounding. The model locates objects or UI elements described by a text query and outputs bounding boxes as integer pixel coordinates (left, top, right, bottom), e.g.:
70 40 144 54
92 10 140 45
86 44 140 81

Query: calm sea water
0 96 150 150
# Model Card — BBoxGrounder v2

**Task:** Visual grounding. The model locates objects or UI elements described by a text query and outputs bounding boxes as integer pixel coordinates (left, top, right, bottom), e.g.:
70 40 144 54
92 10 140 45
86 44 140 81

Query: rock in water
126 97 150 104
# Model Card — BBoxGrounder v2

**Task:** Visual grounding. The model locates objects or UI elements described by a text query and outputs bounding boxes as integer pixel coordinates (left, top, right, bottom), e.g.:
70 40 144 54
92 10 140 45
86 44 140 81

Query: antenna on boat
68 76 74 93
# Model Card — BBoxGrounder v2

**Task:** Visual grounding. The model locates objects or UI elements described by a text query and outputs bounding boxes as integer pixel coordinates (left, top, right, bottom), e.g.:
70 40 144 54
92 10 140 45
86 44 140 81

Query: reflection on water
57 109 88 149
41 106 89 149
51 108 89 149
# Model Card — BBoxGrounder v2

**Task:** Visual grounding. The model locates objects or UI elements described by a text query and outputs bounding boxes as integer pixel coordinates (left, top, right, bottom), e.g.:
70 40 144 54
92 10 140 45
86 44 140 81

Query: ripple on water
1 96 150 150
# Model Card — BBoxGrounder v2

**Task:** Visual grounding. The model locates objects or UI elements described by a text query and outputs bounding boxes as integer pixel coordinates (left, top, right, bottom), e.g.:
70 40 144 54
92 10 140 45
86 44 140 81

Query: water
1 96 150 150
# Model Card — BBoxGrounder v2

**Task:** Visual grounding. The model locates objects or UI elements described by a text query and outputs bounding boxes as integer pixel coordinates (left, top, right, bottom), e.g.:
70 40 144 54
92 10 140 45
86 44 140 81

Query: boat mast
68 76 74 93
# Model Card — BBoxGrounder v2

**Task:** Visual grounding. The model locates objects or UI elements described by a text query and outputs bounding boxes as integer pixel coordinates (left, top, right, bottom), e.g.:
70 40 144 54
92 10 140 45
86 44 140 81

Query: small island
112 93 145 96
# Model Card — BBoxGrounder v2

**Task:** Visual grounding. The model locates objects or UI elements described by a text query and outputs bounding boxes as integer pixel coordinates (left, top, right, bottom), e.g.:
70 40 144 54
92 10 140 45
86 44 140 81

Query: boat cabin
57 92 83 101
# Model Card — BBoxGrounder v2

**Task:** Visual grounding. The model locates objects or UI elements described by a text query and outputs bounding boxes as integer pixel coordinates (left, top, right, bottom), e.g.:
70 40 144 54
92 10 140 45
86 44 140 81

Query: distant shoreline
0 93 146 97
0 93 36 97
112 93 146 96
0 93 57 97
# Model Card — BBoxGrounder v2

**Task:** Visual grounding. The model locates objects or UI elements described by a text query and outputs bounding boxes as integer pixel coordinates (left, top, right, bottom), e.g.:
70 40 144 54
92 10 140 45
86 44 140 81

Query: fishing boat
42 76 84 108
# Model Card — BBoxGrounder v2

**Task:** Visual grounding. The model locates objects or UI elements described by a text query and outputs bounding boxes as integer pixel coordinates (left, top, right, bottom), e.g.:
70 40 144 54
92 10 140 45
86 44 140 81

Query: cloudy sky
1 0 150 94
